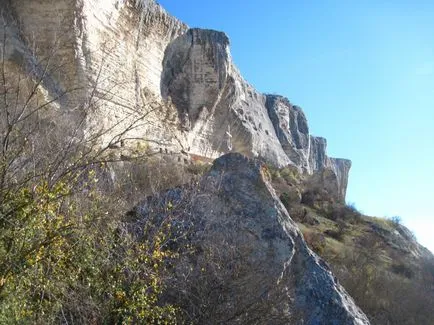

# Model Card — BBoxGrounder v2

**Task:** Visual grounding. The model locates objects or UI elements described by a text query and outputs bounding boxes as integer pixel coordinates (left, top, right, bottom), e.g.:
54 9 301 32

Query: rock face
1 0 188 146
1 0 352 201
161 28 291 166
265 95 352 199
160 29 351 201
266 96 311 170
135 153 370 324
2 1 370 321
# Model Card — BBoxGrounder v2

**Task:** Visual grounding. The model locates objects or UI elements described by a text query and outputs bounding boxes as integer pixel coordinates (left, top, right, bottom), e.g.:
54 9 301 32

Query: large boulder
135 153 370 324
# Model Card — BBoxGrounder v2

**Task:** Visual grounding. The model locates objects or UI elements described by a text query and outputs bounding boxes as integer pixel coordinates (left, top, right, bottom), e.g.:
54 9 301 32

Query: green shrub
279 166 300 184
301 189 317 206
263 164 281 181
280 192 291 210
323 202 362 224
0 178 181 324
186 161 211 176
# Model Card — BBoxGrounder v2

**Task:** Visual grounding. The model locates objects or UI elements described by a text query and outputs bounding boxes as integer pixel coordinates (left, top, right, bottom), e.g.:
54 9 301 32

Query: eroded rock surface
1 0 352 201
161 28 290 166
135 153 370 325
266 95 352 199
160 28 351 201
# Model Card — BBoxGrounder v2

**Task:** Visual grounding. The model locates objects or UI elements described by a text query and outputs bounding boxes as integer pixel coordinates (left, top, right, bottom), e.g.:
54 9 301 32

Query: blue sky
158 0 434 253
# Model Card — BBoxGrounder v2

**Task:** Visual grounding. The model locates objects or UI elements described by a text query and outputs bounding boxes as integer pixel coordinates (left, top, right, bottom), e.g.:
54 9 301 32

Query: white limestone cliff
1 0 351 201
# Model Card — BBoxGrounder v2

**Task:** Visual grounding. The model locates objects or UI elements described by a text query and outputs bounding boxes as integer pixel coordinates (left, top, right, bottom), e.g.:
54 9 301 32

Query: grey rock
329 157 352 202
162 29 231 124
367 221 431 259
266 95 311 171
266 95 352 201
136 153 370 324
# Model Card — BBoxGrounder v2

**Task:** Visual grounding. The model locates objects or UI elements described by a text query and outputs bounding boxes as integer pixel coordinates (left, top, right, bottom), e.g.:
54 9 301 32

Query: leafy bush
287 206 319 225
280 192 291 209
0 175 181 324
279 189 301 208
0 27 183 323
300 189 317 206
186 161 211 176
279 166 300 184
262 164 281 181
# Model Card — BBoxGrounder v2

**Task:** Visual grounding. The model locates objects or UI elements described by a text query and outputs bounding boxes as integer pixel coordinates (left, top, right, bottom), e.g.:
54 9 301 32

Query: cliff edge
1 0 351 201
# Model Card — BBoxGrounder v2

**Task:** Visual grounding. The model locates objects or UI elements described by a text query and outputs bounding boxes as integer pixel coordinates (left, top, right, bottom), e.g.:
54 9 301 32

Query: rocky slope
267 161 434 325
133 153 370 324
1 0 350 201
2 2 433 324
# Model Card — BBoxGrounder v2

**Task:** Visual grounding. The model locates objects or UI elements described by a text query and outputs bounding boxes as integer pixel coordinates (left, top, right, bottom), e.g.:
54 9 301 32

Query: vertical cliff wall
2 0 187 145
161 28 291 165
1 0 352 201
161 28 351 201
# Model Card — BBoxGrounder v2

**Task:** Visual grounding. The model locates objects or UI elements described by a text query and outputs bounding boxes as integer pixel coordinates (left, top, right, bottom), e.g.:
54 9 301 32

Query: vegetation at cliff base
0 176 180 324
0 45 183 323
270 165 434 325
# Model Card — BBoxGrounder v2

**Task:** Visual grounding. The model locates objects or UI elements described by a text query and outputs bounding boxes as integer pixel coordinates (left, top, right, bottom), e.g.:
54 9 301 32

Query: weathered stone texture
2 0 188 145
266 95 311 170
135 153 370 324
1 0 352 201
161 28 290 166
161 28 351 201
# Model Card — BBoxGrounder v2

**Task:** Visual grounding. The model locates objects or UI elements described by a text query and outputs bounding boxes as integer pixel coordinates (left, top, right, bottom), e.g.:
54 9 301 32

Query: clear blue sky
158 0 434 253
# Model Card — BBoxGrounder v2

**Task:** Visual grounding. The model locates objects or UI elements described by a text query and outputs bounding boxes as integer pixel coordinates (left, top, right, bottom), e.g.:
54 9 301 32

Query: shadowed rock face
161 28 291 166
161 29 231 124
266 95 311 170
136 153 370 324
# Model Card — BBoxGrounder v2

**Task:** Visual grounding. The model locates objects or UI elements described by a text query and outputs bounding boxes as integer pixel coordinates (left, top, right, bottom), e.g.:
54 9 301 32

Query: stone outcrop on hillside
1 0 372 321
1 0 352 201
266 95 352 199
134 153 370 324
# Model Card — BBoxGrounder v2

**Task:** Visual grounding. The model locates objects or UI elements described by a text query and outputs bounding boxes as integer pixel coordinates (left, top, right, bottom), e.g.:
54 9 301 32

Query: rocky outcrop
266 95 311 171
1 1 370 320
160 29 351 200
1 0 188 144
1 0 351 201
266 95 352 199
161 28 291 166
329 157 352 201
135 153 370 324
